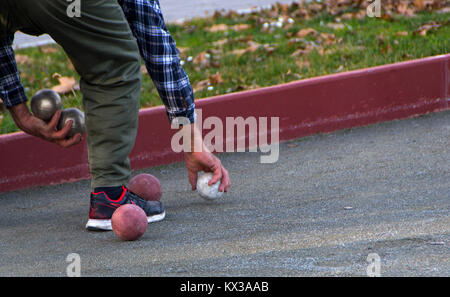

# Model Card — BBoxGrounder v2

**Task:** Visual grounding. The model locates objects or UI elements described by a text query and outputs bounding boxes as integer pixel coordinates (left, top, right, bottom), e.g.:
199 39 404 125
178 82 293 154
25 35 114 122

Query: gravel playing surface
0 111 448 276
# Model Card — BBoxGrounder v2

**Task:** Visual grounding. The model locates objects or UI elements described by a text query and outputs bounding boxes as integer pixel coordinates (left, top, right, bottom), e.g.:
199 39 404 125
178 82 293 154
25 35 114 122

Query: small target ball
111 204 148 241
31 89 62 122
197 172 224 200
128 174 162 201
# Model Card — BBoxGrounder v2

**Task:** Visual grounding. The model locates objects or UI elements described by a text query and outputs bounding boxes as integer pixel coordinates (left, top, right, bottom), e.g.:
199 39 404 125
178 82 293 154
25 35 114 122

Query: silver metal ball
30 89 62 122
57 108 86 138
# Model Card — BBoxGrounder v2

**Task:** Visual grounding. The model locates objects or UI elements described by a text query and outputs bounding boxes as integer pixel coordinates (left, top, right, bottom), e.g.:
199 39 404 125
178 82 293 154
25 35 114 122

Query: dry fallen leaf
402 53 413 59
413 21 443 36
341 9 366 20
141 65 148 75
278 3 290 14
296 60 311 70
231 41 261 57
263 44 276 55
67 58 76 71
233 24 251 31
209 72 224 85
319 33 336 46
193 79 211 92
336 0 353 5
52 76 77 94
193 52 211 67
291 43 315 57
397 1 415 16
327 23 345 30
335 65 345 72
213 39 228 48
207 23 251 32
235 35 255 43
177 47 189 56
413 0 429 10
354 9 367 20
308 3 324 12
395 31 409 36
231 48 248 56
341 13 355 20
207 24 229 32
246 41 261 52
19 71 35 83
297 28 318 38
288 38 306 46
15 54 30 65
40 47 58 54
293 7 311 20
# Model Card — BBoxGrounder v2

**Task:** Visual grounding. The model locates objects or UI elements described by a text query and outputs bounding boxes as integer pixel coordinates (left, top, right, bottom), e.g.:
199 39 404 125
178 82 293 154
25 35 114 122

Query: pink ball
111 204 148 241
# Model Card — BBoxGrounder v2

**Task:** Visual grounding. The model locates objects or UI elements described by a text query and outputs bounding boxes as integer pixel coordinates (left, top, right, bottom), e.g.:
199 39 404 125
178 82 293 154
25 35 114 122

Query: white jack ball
197 172 224 200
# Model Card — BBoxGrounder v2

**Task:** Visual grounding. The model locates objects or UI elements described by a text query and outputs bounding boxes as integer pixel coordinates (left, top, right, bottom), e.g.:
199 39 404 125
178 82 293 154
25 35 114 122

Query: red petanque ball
111 204 148 241
128 174 162 201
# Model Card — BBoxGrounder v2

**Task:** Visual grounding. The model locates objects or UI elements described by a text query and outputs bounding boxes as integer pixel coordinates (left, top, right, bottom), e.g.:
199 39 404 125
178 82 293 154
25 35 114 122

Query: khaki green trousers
1 0 142 189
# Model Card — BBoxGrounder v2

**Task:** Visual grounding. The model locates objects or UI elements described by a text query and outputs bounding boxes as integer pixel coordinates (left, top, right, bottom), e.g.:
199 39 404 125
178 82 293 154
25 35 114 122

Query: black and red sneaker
85 186 165 231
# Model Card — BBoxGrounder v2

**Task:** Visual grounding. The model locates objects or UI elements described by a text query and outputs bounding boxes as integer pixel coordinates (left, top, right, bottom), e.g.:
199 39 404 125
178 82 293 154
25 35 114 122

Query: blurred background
2 0 449 134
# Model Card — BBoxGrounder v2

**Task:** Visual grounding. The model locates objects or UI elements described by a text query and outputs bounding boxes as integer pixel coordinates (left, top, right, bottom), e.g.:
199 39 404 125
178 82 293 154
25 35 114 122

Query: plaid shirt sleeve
119 0 196 124
0 34 28 108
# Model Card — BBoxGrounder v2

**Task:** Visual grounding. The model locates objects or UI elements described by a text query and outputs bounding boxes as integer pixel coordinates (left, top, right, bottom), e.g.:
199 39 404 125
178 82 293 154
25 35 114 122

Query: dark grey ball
57 108 86 138
30 89 62 122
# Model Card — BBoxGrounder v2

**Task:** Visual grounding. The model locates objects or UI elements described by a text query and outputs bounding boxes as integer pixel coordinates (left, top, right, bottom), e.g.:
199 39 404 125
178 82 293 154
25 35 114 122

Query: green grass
1 6 448 134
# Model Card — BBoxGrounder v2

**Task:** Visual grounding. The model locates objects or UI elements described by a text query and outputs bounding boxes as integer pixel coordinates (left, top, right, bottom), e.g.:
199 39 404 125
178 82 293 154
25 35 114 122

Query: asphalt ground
0 110 448 276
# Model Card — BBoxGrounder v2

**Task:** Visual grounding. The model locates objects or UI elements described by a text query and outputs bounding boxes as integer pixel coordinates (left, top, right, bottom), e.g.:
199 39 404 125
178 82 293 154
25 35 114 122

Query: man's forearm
9 102 39 136
179 122 207 154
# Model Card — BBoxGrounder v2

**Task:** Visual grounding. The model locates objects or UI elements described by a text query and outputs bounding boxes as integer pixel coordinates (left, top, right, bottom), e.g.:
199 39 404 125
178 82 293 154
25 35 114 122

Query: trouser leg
12 0 143 189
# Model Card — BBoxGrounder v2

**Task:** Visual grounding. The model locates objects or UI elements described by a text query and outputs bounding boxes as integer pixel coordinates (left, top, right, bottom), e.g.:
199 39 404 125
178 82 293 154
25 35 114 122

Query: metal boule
30 89 62 122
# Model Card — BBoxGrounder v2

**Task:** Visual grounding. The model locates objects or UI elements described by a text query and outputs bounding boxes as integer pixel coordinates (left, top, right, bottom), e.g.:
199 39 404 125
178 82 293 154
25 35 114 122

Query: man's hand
181 122 230 193
9 102 82 148
184 144 231 193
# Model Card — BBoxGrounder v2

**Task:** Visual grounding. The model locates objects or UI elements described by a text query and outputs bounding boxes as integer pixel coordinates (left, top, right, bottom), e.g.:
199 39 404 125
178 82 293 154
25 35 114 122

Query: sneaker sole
86 211 166 231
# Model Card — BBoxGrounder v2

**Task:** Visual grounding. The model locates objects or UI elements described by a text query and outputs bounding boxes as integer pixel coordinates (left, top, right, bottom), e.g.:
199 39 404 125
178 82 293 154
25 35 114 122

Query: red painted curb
1 55 448 193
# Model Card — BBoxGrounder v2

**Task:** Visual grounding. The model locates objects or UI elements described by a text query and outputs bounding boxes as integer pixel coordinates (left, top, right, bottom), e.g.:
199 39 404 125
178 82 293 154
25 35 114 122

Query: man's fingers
48 110 62 130
188 170 198 190
56 133 82 148
53 120 73 140
219 168 230 192
184 150 230 193
208 164 222 186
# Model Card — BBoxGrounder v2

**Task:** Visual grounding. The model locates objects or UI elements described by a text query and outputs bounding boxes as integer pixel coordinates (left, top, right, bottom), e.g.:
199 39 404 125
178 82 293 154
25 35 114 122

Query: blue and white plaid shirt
0 34 28 108
0 0 196 123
